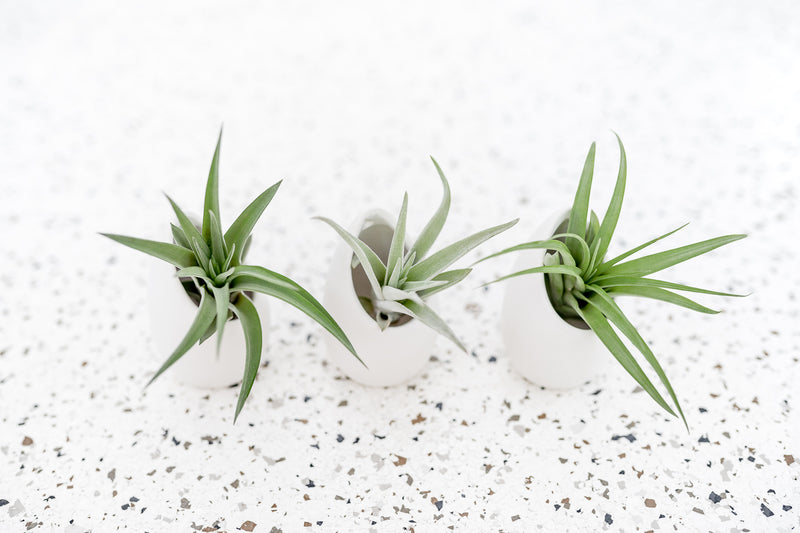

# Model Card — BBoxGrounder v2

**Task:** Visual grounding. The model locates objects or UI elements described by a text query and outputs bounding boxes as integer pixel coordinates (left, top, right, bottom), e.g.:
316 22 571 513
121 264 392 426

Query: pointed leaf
385 193 409 285
224 180 281 265
417 268 472 298
595 276 746 298
230 295 261 422
582 286 686 428
314 216 386 296
473 239 576 267
165 194 209 257
208 210 227 268
594 132 627 263
209 284 230 355
202 128 223 243
399 299 466 352
101 233 196 268
605 286 720 314
170 223 191 249
594 223 689 276
603 234 746 278
146 291 216 386
576 303 676 417
407 218 518 282
566 141 596 260
229 265 363 367
484 264 584 288
409 156 452 259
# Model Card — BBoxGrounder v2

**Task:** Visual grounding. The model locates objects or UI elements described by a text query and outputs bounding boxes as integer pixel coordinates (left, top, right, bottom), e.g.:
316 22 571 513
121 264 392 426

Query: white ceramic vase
501 210 604 388
322 209 438 387
147 260 270 388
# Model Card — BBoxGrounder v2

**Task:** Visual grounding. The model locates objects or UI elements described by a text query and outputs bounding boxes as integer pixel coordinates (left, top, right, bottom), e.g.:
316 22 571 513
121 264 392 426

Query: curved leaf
224 180 281 265
409 156 452 259
101 233 196 268
594 132 627 263
202 128 223 242
230 295 262 423
566 141 596 260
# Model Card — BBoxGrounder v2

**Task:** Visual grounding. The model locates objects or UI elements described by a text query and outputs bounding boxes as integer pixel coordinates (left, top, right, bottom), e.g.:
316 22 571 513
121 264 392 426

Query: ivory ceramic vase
322 209 437 387
501 210 604 388
147 260 269 388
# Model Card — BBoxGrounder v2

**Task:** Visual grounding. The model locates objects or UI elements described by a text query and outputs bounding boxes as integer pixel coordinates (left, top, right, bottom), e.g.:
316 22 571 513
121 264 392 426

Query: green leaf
551 233 590 272
473 239 576 267
146 290 216 387
602 234 746 278
409 156 452 259
101 233 196 268
401 279 448 292
484 264 584 288
229 265 363 367
566 141 596 261
594 132 627 263
594 223 689 275
381 285 424 305
575 302 677 417
399 299 466 352
224 180 281 265
191 238 211 272
407 218 518 282
586 210 601 247
202 128 223 243
209 283 230 355
230 295 261 423
165 194 209 258
582 286 686 428
595 276 746 298
176 266 211 281
170 223 191 249
417 268 472 298
208 210 227 268
314 216 386 296
385 193 409 285
605 286 720 314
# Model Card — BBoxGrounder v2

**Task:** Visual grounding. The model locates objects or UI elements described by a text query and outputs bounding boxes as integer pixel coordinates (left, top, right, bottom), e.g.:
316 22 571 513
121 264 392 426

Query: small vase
321 209 437 387
147 260 269 388
501 209 604 388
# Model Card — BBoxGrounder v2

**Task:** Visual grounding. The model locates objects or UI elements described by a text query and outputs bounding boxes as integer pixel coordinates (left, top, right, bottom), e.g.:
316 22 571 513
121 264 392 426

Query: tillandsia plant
315 158 518 351
102 129 360 421
479 134 746 427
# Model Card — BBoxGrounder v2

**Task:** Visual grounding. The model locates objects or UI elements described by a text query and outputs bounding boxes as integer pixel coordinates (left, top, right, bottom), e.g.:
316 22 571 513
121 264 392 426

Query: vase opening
544 216 591 330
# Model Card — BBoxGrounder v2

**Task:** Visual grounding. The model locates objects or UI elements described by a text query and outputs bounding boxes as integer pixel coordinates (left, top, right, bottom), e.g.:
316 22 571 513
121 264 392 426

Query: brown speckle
411 413 426 425
241 521 256 532
644 498 656 508
22 436 33 446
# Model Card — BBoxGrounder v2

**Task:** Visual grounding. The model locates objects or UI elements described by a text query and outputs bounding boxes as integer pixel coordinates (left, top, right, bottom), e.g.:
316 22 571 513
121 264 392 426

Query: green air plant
315 157 518 351
101 129 360 421
478 134 746 427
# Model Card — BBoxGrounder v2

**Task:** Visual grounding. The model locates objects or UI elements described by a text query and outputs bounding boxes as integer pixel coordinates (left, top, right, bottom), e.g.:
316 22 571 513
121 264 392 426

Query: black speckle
604 513 613 524
709 492 721 503
129 496 139 502
121 504 129 510
316 521 323 526
0 500 7 507
554 504 561 510
699 407 707 413
747 456 755 462
611 434 636 443
304 396 312 403
172 436 180 446
698 435 710 443
591 389 602 396
435 402 443 411
761 504 774 517
767 489 776 494
434 500 443 511
488 356 497 363
783 505 792 511
336 434 344 443
306 480 315 488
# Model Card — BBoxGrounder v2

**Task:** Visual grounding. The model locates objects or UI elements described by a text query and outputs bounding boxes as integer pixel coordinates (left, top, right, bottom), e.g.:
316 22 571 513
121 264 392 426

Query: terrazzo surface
1 2 799 531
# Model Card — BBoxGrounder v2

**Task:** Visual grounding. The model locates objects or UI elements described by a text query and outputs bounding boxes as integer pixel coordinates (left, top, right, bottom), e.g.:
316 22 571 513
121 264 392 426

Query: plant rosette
479 134 746 428
316 158 518 387
102 129 359 421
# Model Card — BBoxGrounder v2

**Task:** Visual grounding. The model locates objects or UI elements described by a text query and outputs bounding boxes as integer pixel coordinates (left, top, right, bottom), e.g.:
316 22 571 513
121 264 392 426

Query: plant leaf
473 239 576 268
605 286 720 314
229 265 363 367
381 285 424 305
602 234 746 278
385 193 409 285
594 223 689 276
409 156 452 259
417 268 472 298
208 210 227 268
146 290 216 387
209 283 230 355
314 216 386 296
586 210 601 247
176 266 211 281
170 223 191 249
407 218 518 282
399 299 466 352
230 295 261 423
101 233 196 268
484 264 584 288
224 180 281 265
566 141 596 261
595 276 746 297
575 302 676 417
594 132 627 263
165 194 209 258
202 128 223 243
582 286 686 428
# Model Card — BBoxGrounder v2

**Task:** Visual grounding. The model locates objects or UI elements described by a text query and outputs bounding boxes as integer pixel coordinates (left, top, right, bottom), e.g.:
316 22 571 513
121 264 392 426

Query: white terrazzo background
1 1 799 531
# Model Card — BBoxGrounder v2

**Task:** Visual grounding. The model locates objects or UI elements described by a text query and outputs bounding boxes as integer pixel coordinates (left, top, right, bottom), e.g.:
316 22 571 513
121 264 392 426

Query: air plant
479 134 746 427
102 129 359 421
315 158 518 351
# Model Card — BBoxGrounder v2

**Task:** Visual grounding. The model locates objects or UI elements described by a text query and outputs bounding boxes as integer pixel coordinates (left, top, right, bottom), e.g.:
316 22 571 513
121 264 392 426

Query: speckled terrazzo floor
1 2 799 532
